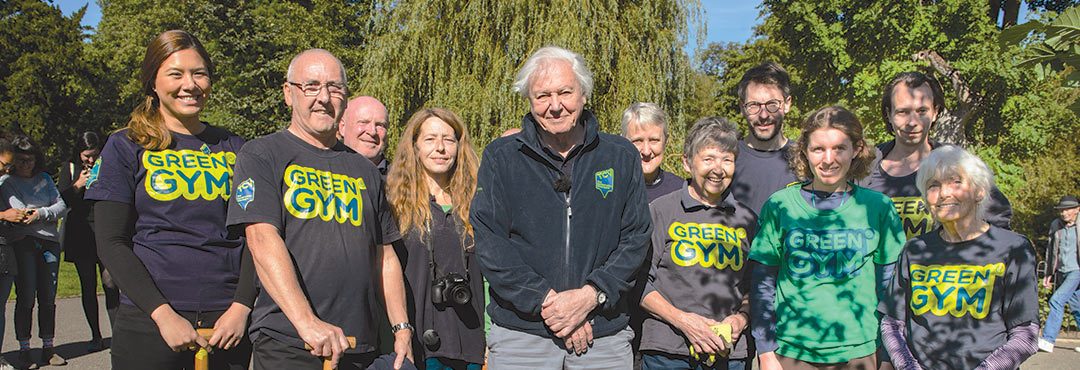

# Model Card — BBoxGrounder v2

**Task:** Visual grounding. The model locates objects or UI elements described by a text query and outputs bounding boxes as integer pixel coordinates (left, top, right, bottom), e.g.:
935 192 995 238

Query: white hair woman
879 145 1038 370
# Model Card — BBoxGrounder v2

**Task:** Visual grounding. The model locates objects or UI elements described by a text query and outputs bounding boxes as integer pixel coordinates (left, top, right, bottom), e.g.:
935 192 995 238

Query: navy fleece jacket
471 110 652 339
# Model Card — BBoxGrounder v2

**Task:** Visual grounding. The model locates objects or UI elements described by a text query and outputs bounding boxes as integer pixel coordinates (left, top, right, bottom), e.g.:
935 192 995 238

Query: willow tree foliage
354 0 702 168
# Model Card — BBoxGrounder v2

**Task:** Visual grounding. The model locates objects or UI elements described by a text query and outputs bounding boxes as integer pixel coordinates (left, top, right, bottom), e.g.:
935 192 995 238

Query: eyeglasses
743 99 783 115
287 81 347 97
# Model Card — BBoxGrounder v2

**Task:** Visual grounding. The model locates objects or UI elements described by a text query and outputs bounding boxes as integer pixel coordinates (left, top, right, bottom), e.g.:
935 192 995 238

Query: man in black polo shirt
729 62 800 215
227 49 413 370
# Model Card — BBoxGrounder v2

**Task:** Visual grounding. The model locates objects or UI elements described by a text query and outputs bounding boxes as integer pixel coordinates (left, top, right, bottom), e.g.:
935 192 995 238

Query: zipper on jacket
564 192 572 287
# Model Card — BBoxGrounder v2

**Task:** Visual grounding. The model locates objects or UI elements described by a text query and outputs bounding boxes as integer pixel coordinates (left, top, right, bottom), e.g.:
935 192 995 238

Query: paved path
2 296 1079 369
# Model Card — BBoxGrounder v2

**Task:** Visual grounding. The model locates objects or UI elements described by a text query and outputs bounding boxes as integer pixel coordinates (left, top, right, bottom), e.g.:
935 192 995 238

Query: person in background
749 106 905 370
1 135 69 368
388 108 485 370
340 96 391 176
1038 195 1080 353
86 30 254 370
639 117 757 370
621 102 684 203
860 71 1013 239
58 131 119 352
880 145 1038 370
0 136 26 370
730 62 800 215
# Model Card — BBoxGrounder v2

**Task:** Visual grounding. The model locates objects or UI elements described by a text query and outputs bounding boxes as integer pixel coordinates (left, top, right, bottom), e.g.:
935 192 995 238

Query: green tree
87 0 377 139
0 0 100 163
354 0 702 173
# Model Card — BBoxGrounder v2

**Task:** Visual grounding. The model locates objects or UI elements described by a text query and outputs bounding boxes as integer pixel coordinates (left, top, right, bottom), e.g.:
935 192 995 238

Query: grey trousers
487 323 633 369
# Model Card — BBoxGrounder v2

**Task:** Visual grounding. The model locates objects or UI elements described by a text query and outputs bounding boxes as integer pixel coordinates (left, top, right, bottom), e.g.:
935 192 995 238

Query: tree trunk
1002 0 1021 27
912 50 980 148
988 0 1002 26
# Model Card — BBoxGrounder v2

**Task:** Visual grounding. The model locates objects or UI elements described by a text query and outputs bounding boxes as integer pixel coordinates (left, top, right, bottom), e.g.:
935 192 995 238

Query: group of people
0 27 1055 370
0 129 118 370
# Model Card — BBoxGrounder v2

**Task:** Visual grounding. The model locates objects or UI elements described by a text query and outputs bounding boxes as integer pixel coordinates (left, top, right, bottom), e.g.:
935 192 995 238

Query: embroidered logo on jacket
283 164 367 226
909 263 1005 319
595 168 614 198
236 178 254 210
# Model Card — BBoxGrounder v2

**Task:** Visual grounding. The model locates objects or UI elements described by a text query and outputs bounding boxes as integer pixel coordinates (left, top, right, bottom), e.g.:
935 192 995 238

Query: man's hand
208 302 251 350
541 286 598 338
1044 276 1053 289
150 304 207 352
758 351 783 370
392 329 413 370
719 312 748 344
296 317 350 369
0 208 25 223
563 321 593 355
674 311 725 355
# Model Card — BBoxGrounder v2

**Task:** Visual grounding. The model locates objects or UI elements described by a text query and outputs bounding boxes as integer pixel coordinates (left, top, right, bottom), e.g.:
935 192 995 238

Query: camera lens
422 329 440 348
451 284 471 305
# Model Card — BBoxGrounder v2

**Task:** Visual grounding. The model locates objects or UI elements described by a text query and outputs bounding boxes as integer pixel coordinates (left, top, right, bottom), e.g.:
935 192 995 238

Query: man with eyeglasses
730 62 800 215
340 96 391 176
859 71 1012 238
227 49 414 370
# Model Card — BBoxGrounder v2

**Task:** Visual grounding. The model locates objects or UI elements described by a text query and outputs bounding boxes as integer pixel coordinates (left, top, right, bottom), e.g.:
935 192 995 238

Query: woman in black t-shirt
879 145 1038 370
387 108 485 370
86 30 254 370
57 131 119 351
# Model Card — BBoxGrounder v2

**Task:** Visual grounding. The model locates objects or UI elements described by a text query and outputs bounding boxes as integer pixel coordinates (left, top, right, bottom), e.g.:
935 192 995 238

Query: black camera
431 272 471 306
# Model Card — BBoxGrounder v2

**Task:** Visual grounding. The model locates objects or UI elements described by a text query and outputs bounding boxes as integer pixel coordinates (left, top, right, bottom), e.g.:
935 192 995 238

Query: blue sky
52 1 1028 52
53 0 765 46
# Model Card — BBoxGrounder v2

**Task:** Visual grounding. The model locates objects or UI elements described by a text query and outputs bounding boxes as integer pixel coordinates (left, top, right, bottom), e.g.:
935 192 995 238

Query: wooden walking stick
193 328 215 370
305 336 357 370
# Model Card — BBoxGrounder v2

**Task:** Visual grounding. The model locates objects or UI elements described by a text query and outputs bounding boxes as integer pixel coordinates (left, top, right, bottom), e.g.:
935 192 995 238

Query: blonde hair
125 30 214 150
386 108 480 245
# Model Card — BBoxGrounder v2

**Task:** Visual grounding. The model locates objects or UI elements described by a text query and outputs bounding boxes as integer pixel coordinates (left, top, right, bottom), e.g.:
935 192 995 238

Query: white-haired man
472 46 651 369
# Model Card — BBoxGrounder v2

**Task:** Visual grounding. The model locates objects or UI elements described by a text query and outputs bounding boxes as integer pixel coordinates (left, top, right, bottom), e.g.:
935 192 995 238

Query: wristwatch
391 322 414 334
590 284 607 306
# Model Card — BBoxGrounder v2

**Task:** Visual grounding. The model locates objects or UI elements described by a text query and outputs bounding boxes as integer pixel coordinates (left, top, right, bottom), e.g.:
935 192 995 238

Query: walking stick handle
304 336 357 370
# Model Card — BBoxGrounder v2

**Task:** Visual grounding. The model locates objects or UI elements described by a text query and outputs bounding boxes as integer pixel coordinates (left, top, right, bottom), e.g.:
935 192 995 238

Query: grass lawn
7 252 103 300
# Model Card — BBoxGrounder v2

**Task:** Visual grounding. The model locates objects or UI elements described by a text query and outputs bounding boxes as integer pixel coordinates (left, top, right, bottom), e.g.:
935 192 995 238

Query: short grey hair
916 145 995 221
513 46 593 99
286 49 348 84
683 117 740 160
620 102 669 139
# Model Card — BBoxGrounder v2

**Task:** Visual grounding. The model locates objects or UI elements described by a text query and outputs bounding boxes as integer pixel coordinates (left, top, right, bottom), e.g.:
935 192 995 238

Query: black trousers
111 304 252 370
252 334 377 370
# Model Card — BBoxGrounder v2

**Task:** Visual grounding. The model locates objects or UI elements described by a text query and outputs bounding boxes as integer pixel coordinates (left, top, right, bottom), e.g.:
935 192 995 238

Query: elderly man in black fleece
471 46 652 369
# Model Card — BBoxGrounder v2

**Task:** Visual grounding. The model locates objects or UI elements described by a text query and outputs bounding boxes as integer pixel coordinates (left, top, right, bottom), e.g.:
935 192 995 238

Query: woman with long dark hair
0 135 68 368
58 131 119 351
85 30 254 370
387 108 484 370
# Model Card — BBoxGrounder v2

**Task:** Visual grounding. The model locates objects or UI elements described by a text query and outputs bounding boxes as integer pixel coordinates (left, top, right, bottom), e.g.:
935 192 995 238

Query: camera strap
424 209 471 281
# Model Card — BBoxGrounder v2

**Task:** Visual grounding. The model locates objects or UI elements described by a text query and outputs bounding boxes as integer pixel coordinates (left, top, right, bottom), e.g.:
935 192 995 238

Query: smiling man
859 72 1013 239
227 49 413 370
729 62 800 215
472 46 651 369
340 96 390 175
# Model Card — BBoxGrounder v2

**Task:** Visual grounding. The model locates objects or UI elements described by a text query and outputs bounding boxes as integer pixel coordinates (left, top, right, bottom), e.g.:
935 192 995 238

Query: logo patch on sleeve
236 178 255 210
595 168 614 198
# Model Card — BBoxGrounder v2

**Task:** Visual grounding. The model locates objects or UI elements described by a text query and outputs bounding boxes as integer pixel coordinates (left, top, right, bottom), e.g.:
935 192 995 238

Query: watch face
598 292 607 304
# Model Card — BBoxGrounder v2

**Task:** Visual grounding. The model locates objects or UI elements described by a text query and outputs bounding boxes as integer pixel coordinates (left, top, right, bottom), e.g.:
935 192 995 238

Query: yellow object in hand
688 323 733 366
